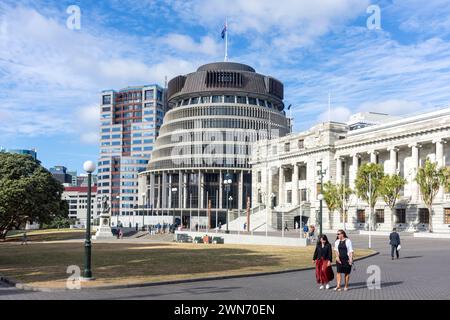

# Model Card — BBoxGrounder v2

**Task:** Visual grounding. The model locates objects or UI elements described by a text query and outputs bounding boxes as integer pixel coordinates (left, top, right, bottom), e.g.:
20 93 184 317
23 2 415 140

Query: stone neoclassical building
251 108 450 234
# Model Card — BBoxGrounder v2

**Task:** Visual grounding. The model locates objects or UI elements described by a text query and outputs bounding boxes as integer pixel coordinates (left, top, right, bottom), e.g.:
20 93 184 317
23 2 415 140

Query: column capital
387 146 399 152
350 153 361 158
408 142 422 148
432 138 447 144
334 155 345 161
367 150 379 155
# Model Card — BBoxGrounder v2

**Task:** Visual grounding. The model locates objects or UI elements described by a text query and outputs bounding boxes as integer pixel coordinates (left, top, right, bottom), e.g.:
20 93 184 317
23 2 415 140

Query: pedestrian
303 224 309 238
195 223 199 231
389 227 401 260
21 231 28 245
243 222 247 231
334 229 354 291
218 221 222 231
309 225 316 243
313 234 334 290
119 228 124 239
284 221 289 232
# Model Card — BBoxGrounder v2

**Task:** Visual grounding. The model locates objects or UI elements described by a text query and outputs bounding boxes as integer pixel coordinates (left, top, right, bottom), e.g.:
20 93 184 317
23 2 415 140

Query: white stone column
150 173 155 209
336 157 342 185
369 150 378 164
219 170 223 209
178 170 183 208
292 163 299 206
434 139 446 201
267 167 273 208
199 170 204 208
409 143 421 202
278 166 284 206
388 147 399 174
183 173 188 209
238 171 243 211
168 174 172 209
350 153 359 189
162 172 168 209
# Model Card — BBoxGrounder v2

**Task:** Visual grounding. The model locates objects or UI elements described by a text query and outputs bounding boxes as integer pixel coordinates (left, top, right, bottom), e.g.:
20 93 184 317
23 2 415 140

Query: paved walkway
1 234 449 300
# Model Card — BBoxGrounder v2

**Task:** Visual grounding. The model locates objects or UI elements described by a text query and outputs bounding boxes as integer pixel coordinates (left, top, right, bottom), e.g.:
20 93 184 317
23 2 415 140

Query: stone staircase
223 206 277 232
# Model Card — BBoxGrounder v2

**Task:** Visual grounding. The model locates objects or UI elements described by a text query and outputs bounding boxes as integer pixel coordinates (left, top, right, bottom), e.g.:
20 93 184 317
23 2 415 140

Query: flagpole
224 18 228 62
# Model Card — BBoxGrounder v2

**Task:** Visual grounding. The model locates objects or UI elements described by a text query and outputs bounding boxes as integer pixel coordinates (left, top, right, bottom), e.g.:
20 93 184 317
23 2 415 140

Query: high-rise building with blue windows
0 148 38 160
97 85 166 220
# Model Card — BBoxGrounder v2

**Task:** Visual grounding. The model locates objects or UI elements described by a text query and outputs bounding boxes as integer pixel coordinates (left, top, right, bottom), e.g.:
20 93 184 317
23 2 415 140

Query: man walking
389 228 401 260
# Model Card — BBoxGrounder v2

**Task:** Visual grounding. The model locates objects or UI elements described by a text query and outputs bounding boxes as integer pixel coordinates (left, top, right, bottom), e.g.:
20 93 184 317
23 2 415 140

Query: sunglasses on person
336 233 342 235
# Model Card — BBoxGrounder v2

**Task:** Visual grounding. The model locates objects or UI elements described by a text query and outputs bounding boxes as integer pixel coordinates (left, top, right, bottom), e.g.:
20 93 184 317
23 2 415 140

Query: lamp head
83 160 96 173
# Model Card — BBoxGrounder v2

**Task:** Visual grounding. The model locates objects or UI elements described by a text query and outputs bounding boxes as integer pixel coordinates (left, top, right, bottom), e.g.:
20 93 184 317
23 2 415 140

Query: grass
0 241 375 289
4 229 85 242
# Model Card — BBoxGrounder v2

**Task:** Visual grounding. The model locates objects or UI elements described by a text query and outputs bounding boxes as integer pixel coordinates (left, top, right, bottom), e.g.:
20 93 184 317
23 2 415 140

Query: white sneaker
325 284 330 290
319 285 324 290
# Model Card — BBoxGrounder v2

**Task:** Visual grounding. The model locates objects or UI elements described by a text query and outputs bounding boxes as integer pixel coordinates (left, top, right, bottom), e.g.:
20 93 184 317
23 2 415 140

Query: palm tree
415 159 447 232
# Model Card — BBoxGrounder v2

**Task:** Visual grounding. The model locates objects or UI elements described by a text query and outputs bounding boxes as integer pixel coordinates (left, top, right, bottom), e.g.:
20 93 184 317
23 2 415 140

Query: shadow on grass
0 243 289 284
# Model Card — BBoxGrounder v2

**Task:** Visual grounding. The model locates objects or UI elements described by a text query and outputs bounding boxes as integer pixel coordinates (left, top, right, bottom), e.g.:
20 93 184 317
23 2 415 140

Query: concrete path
1 234 449 300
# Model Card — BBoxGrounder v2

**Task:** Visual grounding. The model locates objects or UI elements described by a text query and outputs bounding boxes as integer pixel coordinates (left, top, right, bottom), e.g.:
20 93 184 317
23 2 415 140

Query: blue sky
2 0 450 173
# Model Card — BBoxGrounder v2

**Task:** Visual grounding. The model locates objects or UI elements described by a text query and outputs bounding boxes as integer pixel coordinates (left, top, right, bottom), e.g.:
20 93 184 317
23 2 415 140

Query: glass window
102 107 111 112
375 209 384 223
236 96 246 104
267 101 273 109
258 99 265 107
396 209 406 224
182 99 189 106
444 208 450 224
298 139 304 149
190 97 199 104
145 89 154 100
102 95 111 105
419 208 429 224
357 210 365 223
248 97 257 105
201 96 210 104
224 95 235 103
212 95 222 103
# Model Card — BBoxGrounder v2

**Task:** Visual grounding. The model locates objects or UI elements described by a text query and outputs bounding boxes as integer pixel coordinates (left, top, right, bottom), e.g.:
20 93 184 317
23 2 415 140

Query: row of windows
172 95 281 110
148 158 251 170
152 144 252 158
160 118 286 136
165 105 287 125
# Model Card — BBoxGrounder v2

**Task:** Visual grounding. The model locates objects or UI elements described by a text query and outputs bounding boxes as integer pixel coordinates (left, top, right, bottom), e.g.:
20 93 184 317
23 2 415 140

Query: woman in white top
334 230 354 291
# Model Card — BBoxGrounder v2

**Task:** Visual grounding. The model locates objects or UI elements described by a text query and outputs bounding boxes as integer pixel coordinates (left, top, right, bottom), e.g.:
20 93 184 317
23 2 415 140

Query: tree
0 153 68 239
380 174 407 227
323 182 353 230
323 182 339 230
355 163 384 230
336 183 353 230
415 159 447 232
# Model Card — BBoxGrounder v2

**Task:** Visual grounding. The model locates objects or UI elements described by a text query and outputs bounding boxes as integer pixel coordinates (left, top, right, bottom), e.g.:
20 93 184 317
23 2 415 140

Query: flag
221 23 227 39
287 104 292 110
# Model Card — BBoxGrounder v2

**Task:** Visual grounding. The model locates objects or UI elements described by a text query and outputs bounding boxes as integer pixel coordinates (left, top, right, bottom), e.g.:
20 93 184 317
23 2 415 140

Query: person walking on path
303 224 309 238
389 228 401 260
313 234 334 290
284 222 289 232
21 231 28 245
119 228 124 239
334 229 354 291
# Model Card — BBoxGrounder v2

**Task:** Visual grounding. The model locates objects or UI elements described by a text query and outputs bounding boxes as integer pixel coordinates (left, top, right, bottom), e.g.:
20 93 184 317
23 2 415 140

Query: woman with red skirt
312 234 334 290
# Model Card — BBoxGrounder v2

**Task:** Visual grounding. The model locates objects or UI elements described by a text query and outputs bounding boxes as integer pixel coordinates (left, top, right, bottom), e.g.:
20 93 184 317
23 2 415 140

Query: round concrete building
138 62 290 228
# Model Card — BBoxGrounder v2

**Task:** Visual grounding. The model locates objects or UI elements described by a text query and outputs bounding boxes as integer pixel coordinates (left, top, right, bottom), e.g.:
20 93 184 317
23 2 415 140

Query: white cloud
160 33 221 56
317 106 353 123
357 99 425 116
170 0 370 50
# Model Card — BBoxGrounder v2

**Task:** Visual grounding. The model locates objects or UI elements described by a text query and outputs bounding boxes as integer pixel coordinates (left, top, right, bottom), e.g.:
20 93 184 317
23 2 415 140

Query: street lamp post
171 187 177 228
316 162 327 236
224 174 232 234
82 160 96 280
142 192 146 230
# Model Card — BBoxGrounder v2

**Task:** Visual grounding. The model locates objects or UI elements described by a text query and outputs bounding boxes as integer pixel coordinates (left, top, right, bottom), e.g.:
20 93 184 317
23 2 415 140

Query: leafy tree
355 163 384 230
415 159 447 232
323 182 339 229
380 174 407 227
323 182 353 230
336 183 353 230
0 153 68 239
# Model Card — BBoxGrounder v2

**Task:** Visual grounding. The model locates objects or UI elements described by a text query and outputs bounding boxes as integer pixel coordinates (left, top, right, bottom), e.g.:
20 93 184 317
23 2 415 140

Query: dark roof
197 62 255 72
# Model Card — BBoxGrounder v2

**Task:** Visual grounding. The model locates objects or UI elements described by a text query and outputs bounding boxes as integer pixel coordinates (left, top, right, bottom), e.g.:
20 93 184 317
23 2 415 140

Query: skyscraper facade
97 85 165 219
138 62 290 228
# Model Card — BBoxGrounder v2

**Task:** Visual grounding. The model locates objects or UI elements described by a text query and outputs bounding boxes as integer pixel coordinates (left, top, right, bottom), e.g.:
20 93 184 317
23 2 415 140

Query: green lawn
0 241 375 289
